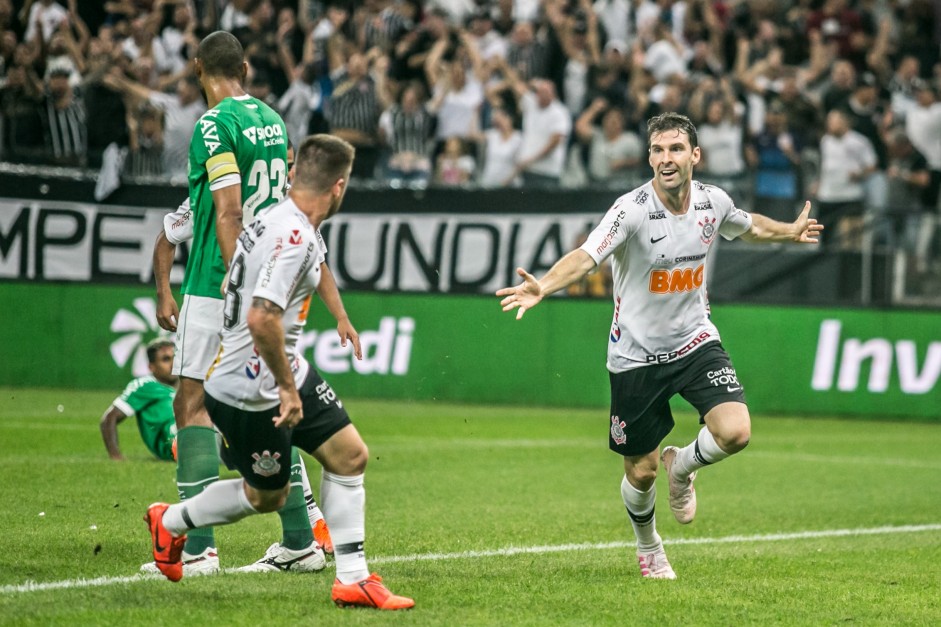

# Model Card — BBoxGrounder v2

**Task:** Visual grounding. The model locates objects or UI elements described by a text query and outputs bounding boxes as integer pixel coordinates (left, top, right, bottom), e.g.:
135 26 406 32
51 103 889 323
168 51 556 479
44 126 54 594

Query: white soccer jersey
163 196 328 252
204 198 327 410
580 180 752 373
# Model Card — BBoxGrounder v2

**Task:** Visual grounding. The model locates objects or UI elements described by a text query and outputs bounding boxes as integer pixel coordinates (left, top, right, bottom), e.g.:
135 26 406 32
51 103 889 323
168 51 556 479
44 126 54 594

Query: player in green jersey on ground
100 339 177 462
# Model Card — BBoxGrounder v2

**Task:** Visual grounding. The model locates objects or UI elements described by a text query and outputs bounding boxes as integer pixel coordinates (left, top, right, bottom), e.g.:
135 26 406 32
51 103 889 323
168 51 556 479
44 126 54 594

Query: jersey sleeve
111 396 134 417
713 187 753 241
579 195 642 264
116 379 159 415
314 228 327 264
251 225 317 310
163 197 193 245
193 108 241 192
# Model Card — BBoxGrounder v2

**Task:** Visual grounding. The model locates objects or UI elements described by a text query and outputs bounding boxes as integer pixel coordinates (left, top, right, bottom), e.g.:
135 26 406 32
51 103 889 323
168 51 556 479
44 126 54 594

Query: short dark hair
146 338 175 364
196 31 245 80
294 134 355 193
647 112 698 149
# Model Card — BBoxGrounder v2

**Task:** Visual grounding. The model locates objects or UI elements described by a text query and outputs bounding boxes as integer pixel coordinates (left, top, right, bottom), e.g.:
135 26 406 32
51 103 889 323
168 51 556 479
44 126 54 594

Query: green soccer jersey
184 95 289 298
112 376 177 461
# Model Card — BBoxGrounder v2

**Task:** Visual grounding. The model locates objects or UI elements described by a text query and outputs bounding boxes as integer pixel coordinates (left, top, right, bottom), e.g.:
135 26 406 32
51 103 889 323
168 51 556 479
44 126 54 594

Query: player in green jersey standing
100 339 178 462
152 31 352 574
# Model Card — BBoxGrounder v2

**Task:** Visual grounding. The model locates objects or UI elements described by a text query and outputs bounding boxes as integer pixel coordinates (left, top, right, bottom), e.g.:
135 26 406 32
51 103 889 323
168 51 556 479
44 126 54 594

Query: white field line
2 523 939 595
745 450 941 470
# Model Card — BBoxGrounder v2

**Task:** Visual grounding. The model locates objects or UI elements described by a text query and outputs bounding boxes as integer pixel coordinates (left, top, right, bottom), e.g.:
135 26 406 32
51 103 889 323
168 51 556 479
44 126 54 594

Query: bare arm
496 249 597 319
739 201 823 244
247 298 303 427
276 20 298 79
423 37 449 88
316 263 362 359
100 405 129 460
575 98 606 143
501 58 529 101
153 230 179 331
212 185 244 269
101 71 154 103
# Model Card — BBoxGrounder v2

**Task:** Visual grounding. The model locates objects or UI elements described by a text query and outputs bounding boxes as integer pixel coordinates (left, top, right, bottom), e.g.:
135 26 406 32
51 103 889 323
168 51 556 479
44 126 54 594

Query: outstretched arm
740 201 823 244
496 249 596 319
100 405 129 460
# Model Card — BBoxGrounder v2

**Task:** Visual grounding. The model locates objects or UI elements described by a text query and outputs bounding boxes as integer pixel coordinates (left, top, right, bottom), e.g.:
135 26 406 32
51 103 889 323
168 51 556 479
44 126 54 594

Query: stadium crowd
0 0 939 263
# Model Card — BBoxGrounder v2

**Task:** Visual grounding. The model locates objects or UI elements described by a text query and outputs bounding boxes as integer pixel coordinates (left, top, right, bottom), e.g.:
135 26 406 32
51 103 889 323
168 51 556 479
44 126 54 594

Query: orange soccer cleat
313 519 334 555
144 502 187 582
331 573 415 610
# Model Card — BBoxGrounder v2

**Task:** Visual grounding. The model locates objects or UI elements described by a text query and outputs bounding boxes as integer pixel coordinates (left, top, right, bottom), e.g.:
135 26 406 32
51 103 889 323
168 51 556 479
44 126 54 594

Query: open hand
792 201 824 243
496 267 543 320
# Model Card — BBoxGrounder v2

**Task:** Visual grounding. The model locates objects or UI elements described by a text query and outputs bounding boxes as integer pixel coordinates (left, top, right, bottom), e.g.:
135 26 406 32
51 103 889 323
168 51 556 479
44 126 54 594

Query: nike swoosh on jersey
650 235 667 244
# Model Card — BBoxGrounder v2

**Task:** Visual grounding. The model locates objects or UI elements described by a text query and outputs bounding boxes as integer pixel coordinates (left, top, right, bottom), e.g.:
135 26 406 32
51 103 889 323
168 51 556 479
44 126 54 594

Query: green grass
1 387 939 626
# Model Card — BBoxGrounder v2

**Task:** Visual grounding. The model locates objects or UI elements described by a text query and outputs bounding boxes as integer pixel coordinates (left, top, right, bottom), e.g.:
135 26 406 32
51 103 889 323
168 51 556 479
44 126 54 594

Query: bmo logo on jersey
243 124 284 146
648 264 704 294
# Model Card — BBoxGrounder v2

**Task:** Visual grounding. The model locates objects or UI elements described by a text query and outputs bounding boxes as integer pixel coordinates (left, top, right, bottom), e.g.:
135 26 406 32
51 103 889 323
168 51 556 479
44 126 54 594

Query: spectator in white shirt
476 105 522 188
696 98 746 179
466 8 507 62
102 72 206 182
815 109 878 249
574 97 643 185
904 79 941 211
501 63 572 187
23 0 67 44
426 31 485 142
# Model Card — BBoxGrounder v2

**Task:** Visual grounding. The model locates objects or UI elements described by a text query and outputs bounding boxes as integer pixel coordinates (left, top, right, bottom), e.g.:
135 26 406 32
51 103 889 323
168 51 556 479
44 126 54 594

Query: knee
717 424 751 454
172 394 210 428
626 466 657 491
344 443 368 475
247 484 289 513
324 442 368 476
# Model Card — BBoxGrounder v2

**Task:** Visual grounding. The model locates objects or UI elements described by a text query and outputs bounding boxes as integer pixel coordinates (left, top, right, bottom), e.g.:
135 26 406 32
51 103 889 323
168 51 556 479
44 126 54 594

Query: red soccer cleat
144 502 187 582
313 519 334 555
331 573 415 610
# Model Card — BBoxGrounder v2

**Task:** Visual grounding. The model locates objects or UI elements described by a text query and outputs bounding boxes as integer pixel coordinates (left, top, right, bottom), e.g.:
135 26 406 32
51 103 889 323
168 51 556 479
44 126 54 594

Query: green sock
279 448 315 550
176 426 219 555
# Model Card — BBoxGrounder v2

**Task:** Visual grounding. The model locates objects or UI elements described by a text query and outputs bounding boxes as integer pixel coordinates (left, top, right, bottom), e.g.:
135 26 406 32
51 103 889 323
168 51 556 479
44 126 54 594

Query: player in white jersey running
145 134 414 610
497 112 823 579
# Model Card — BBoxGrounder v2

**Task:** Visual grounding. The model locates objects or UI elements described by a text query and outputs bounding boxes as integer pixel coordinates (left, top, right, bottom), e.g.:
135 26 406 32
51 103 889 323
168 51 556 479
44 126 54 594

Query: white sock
620 476 661 552
321 471 368 584
163 479 257 536
673 427 730 480
297 454 325 525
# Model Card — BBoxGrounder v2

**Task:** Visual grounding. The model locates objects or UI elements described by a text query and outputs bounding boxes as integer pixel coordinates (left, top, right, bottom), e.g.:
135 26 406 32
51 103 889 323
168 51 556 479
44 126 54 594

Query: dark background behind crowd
0 0 939 280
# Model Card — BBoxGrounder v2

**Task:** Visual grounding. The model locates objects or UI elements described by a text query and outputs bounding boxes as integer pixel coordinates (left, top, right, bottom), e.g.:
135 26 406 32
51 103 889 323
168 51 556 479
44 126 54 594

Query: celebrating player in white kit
497 112 823 579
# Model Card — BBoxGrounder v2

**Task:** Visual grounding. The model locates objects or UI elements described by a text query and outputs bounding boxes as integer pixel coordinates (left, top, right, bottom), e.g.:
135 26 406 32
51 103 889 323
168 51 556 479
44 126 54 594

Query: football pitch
1 387 939 626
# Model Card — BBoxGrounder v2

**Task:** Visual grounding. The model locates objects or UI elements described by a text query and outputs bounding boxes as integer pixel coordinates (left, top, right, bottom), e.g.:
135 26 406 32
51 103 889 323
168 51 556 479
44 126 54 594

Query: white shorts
172 295 224 380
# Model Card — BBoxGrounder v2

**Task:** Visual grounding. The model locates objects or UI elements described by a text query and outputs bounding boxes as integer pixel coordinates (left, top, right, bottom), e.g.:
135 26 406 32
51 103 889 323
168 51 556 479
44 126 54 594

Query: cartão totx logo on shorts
110 298 168 376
